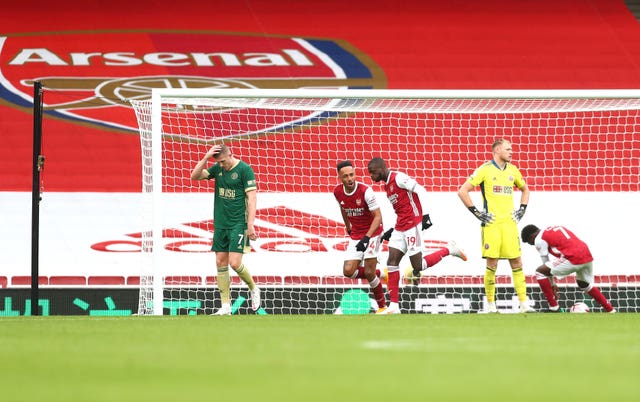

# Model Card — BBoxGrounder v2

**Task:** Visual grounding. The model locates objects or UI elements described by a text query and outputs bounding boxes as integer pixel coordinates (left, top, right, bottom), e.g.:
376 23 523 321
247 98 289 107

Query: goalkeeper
334 161 387 313
191 144 261 315
367 157 467 314
521 224 615 313
458 138 532 313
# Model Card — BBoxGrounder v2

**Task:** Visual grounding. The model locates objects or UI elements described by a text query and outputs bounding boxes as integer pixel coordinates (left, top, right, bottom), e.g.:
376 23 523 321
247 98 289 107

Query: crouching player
521 224 616 313
334 160 387 313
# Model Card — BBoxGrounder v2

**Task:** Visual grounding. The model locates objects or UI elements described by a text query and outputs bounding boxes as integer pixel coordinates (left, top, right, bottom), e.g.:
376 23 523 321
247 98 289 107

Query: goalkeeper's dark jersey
206 160 257 229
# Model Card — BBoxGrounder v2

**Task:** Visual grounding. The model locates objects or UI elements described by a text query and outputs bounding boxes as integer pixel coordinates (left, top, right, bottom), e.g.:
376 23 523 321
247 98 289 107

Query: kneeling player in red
521 224 615 313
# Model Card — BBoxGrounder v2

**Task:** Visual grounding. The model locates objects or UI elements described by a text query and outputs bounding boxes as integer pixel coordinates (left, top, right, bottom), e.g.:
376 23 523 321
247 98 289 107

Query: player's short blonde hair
492 138 510 151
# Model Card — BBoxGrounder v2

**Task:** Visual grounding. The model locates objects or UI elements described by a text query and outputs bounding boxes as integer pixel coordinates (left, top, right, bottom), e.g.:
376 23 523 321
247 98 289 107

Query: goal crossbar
151 88 640 100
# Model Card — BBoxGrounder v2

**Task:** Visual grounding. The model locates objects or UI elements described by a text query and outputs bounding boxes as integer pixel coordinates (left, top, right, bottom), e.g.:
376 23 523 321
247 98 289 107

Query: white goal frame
138 88 640 315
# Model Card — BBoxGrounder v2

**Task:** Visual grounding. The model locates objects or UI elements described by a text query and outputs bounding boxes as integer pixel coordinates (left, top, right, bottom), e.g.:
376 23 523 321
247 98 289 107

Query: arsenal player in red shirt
521 224 616 312
334 160 387 313
368 157 467 314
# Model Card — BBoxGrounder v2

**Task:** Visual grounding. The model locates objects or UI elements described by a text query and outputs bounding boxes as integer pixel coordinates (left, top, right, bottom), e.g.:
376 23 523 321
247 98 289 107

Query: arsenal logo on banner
0 31 386 132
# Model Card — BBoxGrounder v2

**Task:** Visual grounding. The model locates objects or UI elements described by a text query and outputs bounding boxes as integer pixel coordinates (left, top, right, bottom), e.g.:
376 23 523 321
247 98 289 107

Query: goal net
130 89 640 315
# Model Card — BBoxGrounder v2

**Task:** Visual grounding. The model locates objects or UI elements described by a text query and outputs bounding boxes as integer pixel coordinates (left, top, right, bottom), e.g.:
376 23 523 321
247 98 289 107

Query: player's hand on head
208 145 222 157
380 228 394 241
355 236 370 252
421 214 433 230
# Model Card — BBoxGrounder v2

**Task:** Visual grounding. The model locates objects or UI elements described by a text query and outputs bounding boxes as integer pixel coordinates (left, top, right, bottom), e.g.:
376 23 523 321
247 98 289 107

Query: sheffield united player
334 161 387 313
458 138 533 313
521 224 616 313
191 144 261 315
367 157 467 314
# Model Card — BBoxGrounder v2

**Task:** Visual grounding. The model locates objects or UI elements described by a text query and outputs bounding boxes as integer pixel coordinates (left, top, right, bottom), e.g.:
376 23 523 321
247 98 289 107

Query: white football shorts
547 258 594 284
387 224 423 257
343 234 382 262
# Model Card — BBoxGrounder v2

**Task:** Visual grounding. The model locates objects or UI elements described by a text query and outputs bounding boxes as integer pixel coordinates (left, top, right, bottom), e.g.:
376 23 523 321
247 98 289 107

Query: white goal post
130 89 640 315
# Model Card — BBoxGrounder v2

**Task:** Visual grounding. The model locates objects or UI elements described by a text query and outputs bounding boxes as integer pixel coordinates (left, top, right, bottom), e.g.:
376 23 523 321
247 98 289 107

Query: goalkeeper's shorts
481 220 521 259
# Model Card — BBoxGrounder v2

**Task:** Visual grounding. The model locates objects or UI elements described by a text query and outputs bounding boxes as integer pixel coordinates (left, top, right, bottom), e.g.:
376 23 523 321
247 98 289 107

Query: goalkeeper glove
380 228 394 241
355 236 370 252
468 206 494 225
512 204 527 222
422 214 433 230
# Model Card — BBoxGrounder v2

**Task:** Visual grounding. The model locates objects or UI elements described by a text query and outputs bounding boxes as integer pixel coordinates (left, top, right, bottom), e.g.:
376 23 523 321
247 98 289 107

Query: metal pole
31 81 43 316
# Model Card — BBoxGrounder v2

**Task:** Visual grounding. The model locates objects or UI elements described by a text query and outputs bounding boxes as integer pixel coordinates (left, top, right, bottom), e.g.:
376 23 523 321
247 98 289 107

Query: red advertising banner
2 0 640 191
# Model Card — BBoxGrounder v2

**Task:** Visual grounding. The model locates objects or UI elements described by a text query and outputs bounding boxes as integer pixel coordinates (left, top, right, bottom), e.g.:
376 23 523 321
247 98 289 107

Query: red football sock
387 269 400 303
537 276 559 307
355 266 384 282
424 248 449 268
371 279 386 308
587 287 614 312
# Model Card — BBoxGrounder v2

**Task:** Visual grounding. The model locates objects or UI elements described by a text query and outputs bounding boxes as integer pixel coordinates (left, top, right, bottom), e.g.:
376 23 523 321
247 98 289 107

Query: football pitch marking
361 340 424 351
360 338 498 352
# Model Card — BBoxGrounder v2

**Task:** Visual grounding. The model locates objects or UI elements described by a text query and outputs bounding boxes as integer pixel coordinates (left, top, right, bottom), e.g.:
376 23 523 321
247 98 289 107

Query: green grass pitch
1 314 638 402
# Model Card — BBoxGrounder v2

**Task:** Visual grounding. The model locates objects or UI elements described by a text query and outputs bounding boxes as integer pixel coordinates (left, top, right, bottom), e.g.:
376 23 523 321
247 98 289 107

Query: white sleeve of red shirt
394 172 429 213
394 171 416 191
534 234 551 263
363 186 380 212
